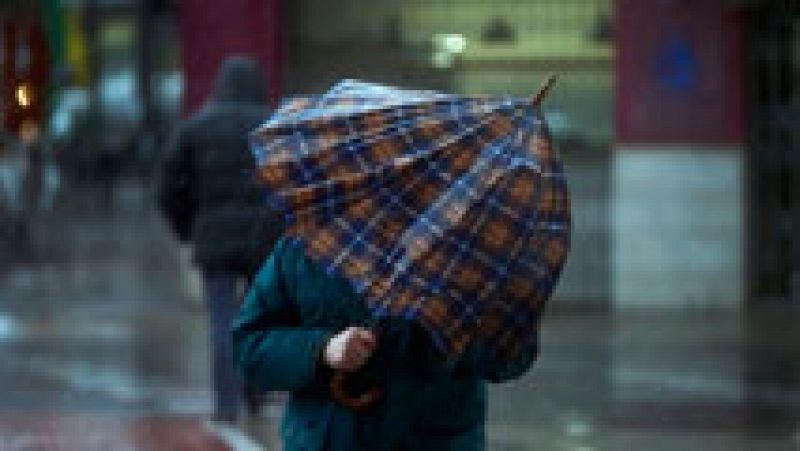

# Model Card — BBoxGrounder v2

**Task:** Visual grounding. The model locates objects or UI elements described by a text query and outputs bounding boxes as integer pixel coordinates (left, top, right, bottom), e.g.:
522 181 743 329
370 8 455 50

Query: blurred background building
0 0 797 449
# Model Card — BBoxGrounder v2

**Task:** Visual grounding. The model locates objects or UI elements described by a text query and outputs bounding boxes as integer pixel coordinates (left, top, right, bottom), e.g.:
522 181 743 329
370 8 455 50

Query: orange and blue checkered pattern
251 80 570 363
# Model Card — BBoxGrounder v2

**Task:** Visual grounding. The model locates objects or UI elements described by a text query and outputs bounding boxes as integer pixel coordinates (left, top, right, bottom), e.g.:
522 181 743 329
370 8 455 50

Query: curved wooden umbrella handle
330 370 384 410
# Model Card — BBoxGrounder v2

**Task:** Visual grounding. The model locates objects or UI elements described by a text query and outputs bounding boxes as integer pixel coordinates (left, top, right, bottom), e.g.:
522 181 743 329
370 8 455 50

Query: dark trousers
202 270 243 421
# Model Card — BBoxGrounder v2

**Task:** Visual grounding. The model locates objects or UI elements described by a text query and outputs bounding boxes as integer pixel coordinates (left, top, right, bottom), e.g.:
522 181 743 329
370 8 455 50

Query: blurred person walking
157 55 282 423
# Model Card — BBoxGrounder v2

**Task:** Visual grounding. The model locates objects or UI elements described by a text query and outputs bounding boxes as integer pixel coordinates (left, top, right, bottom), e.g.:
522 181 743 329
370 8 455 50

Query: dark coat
157 57 282 275
232 238 538 451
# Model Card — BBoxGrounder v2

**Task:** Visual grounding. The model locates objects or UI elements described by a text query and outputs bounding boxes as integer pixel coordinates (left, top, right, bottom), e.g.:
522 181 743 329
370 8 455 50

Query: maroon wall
3 18 50 133
615 0 745 145
177 0 282 114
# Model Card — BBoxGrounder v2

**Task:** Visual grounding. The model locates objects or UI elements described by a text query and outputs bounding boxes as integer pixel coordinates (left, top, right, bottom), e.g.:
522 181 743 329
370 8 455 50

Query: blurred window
99 68 141 122
284 0 613 146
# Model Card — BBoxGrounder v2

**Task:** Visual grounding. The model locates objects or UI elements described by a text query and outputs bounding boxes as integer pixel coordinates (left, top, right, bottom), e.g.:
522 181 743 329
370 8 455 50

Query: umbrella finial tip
532 74 557 106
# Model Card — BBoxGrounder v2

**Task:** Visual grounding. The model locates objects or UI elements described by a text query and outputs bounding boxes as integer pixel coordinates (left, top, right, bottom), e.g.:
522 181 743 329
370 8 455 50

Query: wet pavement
0 182 232 449
1 181 799 450
489 309 800 450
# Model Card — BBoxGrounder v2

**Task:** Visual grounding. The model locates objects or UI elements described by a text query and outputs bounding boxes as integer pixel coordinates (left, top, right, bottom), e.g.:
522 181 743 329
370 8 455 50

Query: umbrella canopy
250 79 570 364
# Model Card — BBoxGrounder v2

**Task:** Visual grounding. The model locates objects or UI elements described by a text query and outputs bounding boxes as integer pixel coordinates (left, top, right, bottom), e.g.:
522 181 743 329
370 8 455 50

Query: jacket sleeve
232 239 334 392
156 126 197 242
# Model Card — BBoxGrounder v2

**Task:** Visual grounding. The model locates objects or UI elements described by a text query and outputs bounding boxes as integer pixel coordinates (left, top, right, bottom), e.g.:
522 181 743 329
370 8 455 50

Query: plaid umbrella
250 78 570 366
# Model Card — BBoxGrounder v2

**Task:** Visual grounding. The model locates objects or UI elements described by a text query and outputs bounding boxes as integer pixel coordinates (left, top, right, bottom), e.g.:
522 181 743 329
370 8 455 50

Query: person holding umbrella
233 78 569 450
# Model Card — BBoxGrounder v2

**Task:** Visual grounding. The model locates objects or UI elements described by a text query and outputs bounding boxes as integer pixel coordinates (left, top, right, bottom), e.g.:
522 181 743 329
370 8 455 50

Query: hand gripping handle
330 370 384 410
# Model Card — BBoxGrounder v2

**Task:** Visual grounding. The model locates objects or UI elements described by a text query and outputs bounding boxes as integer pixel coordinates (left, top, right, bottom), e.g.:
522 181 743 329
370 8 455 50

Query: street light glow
15 83 32 108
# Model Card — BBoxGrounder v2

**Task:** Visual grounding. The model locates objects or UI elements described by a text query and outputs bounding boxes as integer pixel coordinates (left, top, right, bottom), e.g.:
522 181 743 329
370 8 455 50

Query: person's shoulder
258 236 304 269
170 114 206 143
182 108 216 130
276 236 313 266
197 102 269 119
250 236 310 293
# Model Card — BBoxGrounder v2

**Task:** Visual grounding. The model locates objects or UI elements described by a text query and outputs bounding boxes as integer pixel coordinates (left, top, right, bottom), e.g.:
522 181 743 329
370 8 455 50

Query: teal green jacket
232 238 538 451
